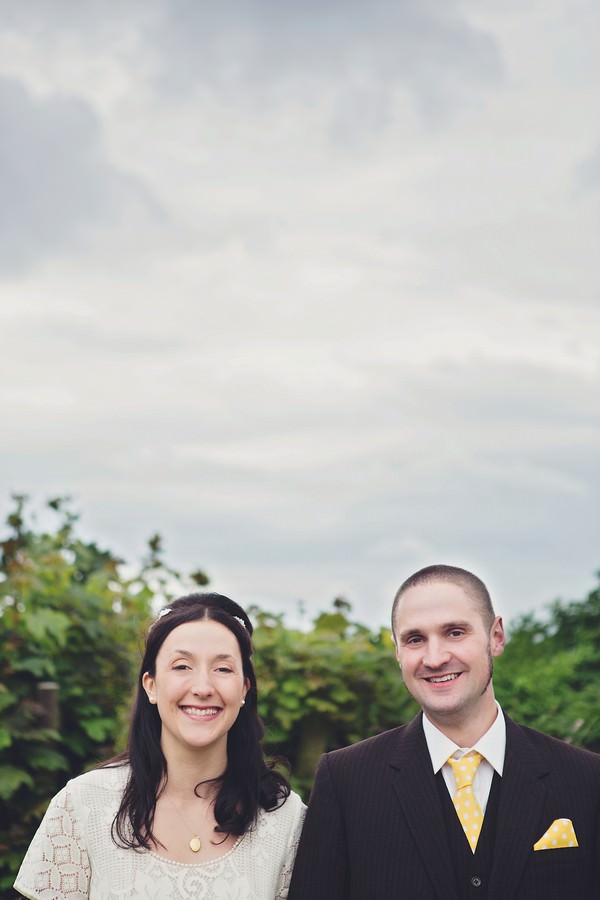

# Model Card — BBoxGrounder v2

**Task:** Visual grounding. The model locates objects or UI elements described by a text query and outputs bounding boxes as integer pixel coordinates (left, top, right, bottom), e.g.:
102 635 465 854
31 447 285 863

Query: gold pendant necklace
162 791 215 854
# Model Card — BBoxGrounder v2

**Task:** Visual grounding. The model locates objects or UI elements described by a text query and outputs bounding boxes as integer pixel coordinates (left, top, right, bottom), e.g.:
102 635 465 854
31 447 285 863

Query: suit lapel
487 716 549 900
389 715 460 900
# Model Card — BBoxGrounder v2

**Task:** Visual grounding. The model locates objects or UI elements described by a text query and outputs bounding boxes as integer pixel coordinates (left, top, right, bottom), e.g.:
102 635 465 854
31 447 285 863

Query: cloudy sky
1 0 599 632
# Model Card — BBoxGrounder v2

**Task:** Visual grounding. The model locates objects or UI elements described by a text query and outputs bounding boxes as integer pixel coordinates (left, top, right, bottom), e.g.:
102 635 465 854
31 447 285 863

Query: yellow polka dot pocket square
533 818 579 851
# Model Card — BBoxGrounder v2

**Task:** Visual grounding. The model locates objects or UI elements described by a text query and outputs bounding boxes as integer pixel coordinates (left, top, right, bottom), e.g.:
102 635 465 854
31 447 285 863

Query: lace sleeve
274 796 307 900
14 781 91 900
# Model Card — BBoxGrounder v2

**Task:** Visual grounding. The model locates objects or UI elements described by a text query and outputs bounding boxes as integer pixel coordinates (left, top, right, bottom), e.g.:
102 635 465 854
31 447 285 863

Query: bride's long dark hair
109 592 290 849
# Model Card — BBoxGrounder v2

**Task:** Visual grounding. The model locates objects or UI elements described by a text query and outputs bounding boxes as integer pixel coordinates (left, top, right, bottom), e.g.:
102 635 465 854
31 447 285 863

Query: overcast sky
1 0 599 632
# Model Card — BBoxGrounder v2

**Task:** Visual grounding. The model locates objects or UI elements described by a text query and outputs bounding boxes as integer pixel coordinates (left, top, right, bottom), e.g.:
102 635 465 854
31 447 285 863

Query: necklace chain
163 793 212 853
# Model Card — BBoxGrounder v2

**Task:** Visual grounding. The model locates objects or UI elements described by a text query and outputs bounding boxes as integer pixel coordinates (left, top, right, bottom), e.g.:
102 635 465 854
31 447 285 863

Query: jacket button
471 876 482 887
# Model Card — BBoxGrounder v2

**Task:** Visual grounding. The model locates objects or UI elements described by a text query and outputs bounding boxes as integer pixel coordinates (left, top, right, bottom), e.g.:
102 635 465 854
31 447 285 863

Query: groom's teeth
428 674 459 683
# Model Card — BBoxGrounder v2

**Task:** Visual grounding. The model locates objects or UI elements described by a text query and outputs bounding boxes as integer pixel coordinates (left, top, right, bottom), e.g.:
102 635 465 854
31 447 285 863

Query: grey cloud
1 350 598 627
146 0 503 124
0 0 150 33
0 77 159 273
55 433 598 627
405 360 600 425
576 144 600 193
0 1 503 148
4 312 184 357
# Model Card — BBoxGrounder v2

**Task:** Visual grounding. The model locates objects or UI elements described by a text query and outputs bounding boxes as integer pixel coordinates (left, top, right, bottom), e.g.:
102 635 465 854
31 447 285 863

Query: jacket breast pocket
531 845 585 867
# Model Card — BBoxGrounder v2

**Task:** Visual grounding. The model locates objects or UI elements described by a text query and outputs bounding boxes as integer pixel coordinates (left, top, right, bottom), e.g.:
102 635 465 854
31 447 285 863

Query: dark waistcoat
436 769 502 899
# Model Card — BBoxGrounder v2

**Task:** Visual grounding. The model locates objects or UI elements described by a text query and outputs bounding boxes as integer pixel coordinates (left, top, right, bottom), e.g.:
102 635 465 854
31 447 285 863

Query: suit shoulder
512 720 600 769
322 723 411 767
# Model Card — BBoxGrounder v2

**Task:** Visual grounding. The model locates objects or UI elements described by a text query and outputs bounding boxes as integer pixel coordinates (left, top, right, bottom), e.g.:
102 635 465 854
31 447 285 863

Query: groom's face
393 579 504 733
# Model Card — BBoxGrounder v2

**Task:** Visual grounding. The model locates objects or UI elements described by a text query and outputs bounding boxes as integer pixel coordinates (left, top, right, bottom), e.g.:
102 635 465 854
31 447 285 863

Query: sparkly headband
155 607 248 630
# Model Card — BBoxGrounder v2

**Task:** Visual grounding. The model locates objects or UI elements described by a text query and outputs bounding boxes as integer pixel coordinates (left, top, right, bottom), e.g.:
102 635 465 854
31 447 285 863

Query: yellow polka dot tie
447 751 484 853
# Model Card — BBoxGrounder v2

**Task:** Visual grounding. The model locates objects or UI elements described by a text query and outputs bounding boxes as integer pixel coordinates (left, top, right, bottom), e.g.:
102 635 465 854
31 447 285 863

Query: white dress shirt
422 702 506 814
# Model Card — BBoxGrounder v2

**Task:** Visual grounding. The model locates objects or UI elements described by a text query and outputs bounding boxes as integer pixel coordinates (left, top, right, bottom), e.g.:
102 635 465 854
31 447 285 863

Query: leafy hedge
0 496 155 893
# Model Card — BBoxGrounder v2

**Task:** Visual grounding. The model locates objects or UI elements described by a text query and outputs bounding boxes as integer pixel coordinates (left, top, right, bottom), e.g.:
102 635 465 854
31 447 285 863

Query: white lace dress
14 766 306 900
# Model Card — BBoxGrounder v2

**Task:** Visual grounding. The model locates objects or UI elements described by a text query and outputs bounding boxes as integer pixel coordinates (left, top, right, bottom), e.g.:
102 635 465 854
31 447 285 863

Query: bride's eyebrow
169 650 236 661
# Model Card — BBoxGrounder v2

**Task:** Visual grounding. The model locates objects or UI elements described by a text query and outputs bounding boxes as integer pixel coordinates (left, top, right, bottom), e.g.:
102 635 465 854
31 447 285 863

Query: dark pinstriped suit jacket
287 713 600 900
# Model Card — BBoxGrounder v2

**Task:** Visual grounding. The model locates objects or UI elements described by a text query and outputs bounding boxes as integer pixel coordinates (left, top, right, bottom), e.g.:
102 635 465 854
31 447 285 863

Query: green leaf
25 609 71 647
0 685 16 714
25 747 69 772
0 766 34 800
12 657 55 678
81 717 114 741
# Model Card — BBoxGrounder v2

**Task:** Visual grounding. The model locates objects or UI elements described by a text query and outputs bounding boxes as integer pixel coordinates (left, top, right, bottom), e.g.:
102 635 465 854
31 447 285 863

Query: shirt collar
422 702 506 776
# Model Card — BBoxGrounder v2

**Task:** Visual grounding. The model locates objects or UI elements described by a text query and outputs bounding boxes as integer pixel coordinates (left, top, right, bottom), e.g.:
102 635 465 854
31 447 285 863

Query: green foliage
0 496 155 893
495 573 600 751
254 607 419 796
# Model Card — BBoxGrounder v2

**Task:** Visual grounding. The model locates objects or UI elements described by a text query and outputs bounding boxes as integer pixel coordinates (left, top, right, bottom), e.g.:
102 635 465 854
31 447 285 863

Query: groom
288 564 600 899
